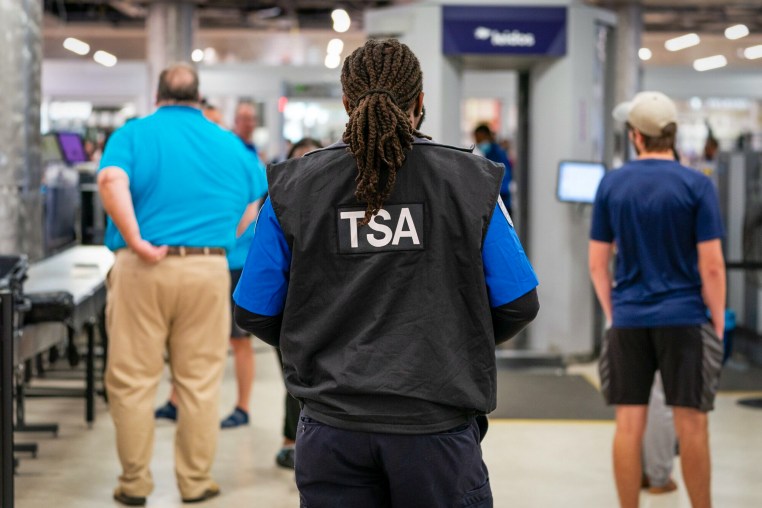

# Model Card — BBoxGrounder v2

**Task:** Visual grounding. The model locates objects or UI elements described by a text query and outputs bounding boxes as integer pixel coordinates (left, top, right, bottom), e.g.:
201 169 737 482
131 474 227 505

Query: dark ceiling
43 1 762 32
43 0 397 30
586 0 762 32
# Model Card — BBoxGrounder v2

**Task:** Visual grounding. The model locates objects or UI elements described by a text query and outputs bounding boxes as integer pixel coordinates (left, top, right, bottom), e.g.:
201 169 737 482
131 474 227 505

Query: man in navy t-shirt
589 91 725 508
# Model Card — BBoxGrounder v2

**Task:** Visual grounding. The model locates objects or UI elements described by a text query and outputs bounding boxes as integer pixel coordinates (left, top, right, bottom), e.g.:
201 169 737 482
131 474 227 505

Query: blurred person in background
474 123 513 217
155 100 267 430
273 137 324 470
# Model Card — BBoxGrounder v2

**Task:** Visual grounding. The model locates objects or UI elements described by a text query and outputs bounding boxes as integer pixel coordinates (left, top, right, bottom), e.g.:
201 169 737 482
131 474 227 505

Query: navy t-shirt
590 159 724 327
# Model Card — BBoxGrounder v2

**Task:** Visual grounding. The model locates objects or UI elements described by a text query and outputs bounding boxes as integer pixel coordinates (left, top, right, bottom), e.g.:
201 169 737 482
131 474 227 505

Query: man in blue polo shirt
98 63 267 506
589 91 725 508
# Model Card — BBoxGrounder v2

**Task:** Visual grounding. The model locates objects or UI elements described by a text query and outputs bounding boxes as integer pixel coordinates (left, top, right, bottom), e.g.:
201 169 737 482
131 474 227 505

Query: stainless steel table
19 246 114 426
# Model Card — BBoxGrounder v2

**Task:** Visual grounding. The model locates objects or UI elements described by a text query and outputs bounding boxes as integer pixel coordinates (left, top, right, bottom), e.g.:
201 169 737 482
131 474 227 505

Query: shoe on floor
182 484 221 503
113 488 146 506
155 401 177 422
220 407 249 429
647 478 678 494
275 447 295 469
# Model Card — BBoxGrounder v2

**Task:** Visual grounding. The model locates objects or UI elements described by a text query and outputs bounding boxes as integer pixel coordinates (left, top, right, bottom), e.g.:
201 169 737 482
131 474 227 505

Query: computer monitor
41 133 64 165
57 132 88 165
556 160 606 204
42 165 79 255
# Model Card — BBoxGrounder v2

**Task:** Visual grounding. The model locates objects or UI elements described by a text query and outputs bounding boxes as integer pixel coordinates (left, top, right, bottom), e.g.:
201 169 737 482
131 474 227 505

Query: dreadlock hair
341 39 428 225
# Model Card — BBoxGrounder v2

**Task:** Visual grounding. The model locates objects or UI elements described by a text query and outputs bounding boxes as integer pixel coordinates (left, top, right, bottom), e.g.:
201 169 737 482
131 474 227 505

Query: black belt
166 246 225 256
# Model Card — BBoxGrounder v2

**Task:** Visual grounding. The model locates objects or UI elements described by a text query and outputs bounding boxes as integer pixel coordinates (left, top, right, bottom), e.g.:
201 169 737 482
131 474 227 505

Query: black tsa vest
268 138 504 434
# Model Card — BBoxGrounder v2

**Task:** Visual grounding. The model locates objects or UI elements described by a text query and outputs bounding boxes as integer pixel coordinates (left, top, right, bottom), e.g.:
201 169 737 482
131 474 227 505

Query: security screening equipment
367 0 618 360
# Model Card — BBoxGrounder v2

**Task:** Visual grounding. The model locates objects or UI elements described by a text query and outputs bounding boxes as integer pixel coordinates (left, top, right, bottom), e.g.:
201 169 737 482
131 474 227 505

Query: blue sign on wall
442 5 567 57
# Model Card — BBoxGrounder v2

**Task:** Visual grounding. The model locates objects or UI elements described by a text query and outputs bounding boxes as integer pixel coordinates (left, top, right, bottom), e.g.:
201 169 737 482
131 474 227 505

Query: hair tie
357 88 396 102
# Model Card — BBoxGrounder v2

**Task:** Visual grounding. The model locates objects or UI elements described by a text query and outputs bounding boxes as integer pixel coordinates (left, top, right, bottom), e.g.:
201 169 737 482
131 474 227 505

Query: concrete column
614 3 642 104
0 0 43 258
146 0 197 107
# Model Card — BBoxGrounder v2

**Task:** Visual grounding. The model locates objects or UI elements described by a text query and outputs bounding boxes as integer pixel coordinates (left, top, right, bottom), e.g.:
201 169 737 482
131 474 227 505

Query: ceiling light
665 33 700 52
725 24 749 40
638 48 652 61
693 55 727 72
93 50 117 67
332 9 350 33
191 49 204 62
327 38 344 55
325 53 341 69
743 44 762 59
63 37 90 56
203 47 218 64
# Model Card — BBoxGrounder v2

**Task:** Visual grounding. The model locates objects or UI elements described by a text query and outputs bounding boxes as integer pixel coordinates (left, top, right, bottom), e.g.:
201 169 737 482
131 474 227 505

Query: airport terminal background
1 0 762 506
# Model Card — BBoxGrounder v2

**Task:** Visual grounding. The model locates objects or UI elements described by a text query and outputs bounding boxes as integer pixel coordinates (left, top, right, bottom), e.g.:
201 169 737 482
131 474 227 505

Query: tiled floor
12 346 762 507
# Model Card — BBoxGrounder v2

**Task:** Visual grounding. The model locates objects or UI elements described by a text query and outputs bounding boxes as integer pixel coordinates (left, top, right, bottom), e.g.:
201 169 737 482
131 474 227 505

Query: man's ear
343 95 351 114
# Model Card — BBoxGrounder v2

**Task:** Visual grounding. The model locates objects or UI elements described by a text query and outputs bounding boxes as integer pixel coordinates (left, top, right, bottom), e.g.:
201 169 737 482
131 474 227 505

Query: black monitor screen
41 134 64 164
57 132 88 164
42 166 79 254
556 160 606 204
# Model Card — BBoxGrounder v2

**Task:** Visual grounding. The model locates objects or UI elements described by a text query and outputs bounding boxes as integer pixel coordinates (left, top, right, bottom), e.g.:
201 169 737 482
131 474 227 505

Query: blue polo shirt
99 106 267 252
590 159 724 327
226 142 266 270
234 198 538 316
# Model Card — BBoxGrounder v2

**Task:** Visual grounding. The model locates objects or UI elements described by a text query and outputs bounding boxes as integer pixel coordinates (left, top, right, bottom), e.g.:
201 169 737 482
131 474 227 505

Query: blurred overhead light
327 38 344 55
693 55 727 72
93 50 117 67
638 48 652 61
191 49 204 62
332 9 350 33
725 24 749 40
665 33 700 52
325 53 341 69
63 37 90 56
743 44 762 59
203 47 219 64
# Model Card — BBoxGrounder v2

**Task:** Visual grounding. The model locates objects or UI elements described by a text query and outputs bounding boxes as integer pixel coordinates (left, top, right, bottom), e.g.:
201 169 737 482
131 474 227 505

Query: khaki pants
105 250 230 499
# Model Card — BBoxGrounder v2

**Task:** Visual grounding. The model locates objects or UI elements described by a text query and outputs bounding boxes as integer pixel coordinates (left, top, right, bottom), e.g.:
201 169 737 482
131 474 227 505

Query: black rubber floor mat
491 371 614 420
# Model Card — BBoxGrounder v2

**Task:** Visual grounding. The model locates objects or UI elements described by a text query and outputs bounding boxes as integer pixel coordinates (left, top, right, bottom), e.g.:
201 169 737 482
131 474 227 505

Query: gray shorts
599 324 723 412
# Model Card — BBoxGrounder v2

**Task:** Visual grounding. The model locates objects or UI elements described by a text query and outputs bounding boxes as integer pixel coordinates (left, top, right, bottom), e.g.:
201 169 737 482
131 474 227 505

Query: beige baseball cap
612 91 678 137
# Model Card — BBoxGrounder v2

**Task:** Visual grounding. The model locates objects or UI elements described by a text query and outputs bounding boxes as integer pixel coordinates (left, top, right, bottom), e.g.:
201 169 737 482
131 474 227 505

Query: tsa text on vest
337 203 424 254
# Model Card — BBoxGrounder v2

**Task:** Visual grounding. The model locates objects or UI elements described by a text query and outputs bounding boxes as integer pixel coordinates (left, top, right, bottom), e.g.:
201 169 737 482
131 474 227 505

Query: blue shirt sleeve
590 175 614 242
483 200 539 307
695 178 724 242
233 198 291 316
98 124 134 178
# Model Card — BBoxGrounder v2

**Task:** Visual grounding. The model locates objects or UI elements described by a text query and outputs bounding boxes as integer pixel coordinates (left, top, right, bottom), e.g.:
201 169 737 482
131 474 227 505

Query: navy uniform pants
295 414 492 508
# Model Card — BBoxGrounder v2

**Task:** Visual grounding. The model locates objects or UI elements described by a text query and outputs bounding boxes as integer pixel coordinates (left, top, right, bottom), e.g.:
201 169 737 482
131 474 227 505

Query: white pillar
365 4 462 145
